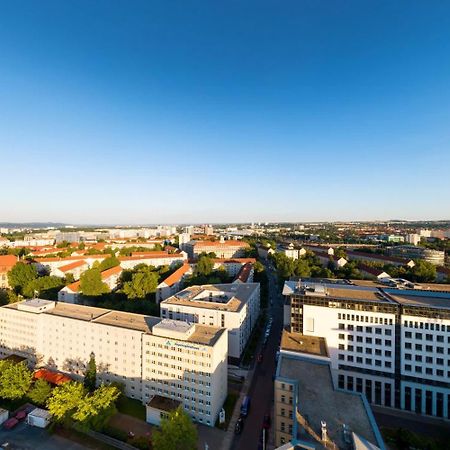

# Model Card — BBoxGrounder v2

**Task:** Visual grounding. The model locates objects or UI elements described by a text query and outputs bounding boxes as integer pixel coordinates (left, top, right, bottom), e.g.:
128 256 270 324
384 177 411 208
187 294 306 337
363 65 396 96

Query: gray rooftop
279 354 380 449
283 279 450 310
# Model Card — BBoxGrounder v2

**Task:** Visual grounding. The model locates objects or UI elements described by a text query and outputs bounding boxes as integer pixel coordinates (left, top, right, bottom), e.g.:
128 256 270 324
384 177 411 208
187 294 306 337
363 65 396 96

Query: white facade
0 300 227 426
284 280 450 420
160 283 260 359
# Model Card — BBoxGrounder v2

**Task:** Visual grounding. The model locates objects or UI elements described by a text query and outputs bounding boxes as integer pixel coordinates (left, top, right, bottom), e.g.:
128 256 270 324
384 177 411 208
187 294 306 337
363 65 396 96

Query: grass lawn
215 391 239 430
116 395 146 421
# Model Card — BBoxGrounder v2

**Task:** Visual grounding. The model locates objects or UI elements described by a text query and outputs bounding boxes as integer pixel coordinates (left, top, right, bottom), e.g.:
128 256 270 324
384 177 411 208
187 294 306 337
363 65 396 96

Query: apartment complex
0 300 227 426
184 238 250 259
160 283 260 359
283 279 450 420
275 330 385 449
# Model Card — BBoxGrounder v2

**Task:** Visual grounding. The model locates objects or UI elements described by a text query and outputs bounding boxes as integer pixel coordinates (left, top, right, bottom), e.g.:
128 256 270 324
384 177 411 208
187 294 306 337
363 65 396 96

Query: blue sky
0 1 449 224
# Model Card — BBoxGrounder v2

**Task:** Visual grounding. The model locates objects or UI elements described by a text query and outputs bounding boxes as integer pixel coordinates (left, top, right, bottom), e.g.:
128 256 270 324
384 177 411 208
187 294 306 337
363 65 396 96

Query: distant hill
0 222 67 229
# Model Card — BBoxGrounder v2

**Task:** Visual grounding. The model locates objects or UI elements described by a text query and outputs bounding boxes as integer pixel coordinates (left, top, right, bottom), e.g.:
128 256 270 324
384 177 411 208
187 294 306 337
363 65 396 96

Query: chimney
321 420 327 442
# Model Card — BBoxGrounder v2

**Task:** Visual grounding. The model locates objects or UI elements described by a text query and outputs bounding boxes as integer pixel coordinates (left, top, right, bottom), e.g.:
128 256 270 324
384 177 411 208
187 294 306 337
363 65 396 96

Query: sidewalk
220 363 257 450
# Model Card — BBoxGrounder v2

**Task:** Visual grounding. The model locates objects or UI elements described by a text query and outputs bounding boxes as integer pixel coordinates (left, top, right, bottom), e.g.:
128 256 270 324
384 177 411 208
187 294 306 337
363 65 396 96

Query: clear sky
1 1 449 224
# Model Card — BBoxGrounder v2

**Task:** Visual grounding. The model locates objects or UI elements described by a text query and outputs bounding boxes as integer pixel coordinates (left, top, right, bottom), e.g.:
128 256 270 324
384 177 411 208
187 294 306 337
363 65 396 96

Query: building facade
160 283 260 359
283 279 450 421
0 300 227 426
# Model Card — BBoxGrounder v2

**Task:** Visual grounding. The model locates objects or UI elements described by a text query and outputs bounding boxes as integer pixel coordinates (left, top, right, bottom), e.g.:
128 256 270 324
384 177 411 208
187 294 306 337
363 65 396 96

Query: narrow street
231 263 283 450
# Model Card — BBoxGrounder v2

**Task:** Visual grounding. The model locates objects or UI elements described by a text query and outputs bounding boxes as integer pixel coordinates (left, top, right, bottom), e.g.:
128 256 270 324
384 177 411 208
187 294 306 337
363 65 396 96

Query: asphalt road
231 263 283 450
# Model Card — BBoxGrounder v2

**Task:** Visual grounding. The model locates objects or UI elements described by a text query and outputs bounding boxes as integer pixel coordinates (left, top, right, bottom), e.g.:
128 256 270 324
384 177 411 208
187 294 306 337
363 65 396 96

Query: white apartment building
283 279 450 420
0 300 227 426
160 283 260 360
184 238 250 260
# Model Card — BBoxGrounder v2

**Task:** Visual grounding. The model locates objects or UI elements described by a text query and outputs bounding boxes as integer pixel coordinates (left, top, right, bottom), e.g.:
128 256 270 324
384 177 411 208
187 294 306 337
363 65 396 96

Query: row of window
404 321 450 332
338 313 393 325
338 375 392 406
338 353 392 368
403 365 448 377
339 334 392 346
404 331 448 343
404 342 448 354
338 323 392 335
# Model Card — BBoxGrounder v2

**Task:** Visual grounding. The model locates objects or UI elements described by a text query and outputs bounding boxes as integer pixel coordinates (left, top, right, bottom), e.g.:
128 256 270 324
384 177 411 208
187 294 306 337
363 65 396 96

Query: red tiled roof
119 253 184 261
35 255 105 263
101 265 122 279
358 263 388 277
192 240 250 248
58 260 88 272
34 368 72 385
0 255 18 272
65 281 81 292
161 263 191 287
234 263 253 282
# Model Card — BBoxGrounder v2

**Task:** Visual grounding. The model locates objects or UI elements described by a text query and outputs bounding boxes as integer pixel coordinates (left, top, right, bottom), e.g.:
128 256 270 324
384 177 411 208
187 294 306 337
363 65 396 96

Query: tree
410 260 437 283
80 268 110 296
72 384 120 430
0 360 33 400
152 406 198 450
84 353 97 392
195 256 214 276
7 262 38 294
0 289 19 305
253 261 265 273
28 379 52 406
123 270 158 299
23 275 65 299
47 381 86 422
98 256 120 272
293 259 311 277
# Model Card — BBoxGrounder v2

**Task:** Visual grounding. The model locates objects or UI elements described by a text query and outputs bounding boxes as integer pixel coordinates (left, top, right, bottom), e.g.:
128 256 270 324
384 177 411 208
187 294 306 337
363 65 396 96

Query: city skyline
1 1 450 223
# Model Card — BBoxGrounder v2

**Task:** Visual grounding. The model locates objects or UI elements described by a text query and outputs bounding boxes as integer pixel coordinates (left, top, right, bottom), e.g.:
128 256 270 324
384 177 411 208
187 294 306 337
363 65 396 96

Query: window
338 323 345 330
366 327 372 333
405 353 412 360
339 334 345 340
385 329 392 336
405 331 412 338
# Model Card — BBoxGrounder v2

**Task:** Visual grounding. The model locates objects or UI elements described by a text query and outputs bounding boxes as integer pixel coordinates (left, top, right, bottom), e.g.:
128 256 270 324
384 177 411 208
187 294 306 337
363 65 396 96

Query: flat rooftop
278 355 380 449
162 283 259 313
3 300 224 344
147 395 181 412
284 279 450 310
281 330 328 358
93 310 160 332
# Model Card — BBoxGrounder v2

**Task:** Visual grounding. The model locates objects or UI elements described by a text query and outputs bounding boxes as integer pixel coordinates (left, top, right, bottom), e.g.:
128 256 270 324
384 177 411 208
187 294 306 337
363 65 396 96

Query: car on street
234 417 244 435
263 414 271 429
257 353 263 363
240 395 251 417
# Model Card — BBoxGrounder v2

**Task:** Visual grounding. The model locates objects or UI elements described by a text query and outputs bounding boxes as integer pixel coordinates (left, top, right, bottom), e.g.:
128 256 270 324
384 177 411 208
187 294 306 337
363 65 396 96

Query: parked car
263 414 271 429
2 418 18 430
240 396 251 417
234 417 244 435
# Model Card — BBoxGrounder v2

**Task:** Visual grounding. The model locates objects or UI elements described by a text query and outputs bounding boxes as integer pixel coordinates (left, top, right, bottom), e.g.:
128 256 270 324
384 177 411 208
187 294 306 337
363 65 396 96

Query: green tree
152 406 198 450
80 269 110 296
0 289 19 305
294 259 311 277
28 378 52 406
47 381 86 423
410 260 437 283
0 360 33 400
195 256 214 276
23 275 65 299
123 270 158 299
7 262 38 295
253 261 265 273
72 384 120 430
84 353 97 392
98 256 120 272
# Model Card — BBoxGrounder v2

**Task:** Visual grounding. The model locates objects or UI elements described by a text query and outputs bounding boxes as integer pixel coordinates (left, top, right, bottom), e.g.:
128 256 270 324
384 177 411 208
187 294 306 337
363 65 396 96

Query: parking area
0 422 89 450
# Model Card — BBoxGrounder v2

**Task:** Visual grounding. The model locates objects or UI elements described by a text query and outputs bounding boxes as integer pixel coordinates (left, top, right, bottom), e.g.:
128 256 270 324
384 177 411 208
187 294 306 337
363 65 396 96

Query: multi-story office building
160 283 260 359
283 279 450 420
274 330 385 450
0 299 227 426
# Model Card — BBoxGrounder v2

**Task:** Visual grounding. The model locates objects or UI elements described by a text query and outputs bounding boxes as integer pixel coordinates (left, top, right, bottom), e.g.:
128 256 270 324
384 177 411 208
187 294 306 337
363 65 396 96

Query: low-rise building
160 283 260 360
0 255 17 289
0 299 227 427
274 330 385 449
156 263 192 303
